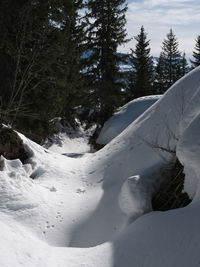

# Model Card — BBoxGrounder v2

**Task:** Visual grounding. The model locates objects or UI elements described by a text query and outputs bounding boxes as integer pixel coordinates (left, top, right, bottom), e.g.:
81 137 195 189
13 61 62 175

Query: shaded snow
177 112 200 200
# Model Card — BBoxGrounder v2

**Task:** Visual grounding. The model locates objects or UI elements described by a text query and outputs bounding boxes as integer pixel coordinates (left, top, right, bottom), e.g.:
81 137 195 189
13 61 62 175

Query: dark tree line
0 0 86 142
0 1 199 143
0 0 128 142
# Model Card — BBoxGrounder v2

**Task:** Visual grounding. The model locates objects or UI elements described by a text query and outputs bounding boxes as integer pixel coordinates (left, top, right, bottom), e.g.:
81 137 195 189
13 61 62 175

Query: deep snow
97 95 161 144
0 67 200 267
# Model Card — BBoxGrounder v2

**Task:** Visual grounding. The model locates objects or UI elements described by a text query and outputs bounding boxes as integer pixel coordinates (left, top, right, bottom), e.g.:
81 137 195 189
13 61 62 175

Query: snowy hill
0 67 200 267
97 95 161 144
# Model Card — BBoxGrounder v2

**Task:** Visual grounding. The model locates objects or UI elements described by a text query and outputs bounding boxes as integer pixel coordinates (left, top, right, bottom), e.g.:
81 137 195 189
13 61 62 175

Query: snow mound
119 175 152 217
97 95 161 144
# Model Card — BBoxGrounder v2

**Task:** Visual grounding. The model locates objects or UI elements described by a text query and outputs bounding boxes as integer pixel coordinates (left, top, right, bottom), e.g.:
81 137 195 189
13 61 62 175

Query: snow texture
97 95 161 144
0 67 200 267
44 121 93 154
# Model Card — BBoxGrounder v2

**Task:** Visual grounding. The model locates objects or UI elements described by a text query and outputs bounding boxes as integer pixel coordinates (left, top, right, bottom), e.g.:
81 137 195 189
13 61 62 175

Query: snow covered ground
1 67 200 267
97 95 161 144
44 121 93 155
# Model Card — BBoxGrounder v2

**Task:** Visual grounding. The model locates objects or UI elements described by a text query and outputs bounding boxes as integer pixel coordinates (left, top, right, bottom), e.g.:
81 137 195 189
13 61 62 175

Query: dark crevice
152 159 191 211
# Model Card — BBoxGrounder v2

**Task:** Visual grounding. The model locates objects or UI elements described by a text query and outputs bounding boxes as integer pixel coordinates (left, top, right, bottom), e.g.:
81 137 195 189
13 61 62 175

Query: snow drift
97 95 161 144
0 67 200 267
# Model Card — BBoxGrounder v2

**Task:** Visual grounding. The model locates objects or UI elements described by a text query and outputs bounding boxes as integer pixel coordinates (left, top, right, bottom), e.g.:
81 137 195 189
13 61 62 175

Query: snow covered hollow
97 95 161 144
0 67 200 266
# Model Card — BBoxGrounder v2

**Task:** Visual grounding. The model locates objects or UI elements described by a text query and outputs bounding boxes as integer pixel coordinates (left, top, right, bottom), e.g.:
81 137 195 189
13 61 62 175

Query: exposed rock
0 126 29 163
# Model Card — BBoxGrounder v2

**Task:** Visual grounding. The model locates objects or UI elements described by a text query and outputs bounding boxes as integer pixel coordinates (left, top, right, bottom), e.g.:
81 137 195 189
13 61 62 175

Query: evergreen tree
0 0 86 142
83 0 128 128
127 26 154 99
191 35 200 68
155 29 183 93
0 0 61 141
52 0 86 127
155 53 167 94
178 52 189 77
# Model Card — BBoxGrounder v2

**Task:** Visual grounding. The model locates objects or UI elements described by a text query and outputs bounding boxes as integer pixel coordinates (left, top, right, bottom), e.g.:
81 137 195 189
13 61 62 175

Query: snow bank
71 67 200 251
97 95 161 144
177 112 200 200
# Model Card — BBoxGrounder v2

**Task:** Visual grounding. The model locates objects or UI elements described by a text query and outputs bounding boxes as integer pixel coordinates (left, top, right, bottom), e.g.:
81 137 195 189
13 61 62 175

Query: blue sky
120 0 200 59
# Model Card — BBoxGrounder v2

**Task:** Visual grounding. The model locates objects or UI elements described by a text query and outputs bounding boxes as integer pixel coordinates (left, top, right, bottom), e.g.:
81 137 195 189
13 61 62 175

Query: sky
119 0 200 59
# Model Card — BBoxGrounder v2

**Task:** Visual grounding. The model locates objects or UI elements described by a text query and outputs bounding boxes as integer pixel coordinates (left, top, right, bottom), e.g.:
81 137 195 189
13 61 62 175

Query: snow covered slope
97 95 161 144
0 67 200 267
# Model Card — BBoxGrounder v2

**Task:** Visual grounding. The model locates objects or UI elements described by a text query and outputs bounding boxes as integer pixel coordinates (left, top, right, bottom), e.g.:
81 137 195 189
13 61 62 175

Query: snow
119 175 153 218
177 112 200 200
97 95 161 144
0 67 200 266
44 121 93 154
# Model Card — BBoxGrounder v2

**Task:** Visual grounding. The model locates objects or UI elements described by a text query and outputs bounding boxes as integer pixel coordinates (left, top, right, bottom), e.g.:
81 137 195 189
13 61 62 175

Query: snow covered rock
119 175 153 218
97 95 161 144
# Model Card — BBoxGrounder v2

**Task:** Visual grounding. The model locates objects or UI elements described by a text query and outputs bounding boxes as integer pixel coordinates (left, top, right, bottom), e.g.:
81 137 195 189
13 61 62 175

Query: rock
0 126 29 163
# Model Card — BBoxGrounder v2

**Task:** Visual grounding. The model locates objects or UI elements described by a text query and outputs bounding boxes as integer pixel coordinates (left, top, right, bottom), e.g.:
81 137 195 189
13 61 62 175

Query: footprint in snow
50 186 57 192
76 187 86 193
56 212 63 222
88 170 96 175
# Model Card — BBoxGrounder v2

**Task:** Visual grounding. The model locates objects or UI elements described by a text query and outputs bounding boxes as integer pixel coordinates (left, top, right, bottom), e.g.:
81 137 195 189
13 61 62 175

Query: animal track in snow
56 212 63 222
76 187 86 193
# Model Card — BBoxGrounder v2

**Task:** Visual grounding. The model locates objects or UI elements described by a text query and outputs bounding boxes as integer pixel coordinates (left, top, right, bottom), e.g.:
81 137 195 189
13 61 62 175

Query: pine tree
155 53 167 94
52 0 86 127
84 0 128 128
0 0 86 142
155 29 183 93
128 26 154 99
191 36 200 68
178 52 189 77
